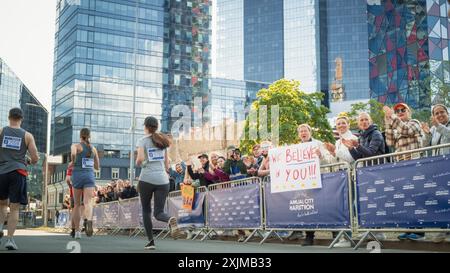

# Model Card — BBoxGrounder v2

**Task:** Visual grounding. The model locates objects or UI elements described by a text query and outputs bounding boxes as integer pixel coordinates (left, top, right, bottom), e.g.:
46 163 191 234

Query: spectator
383 103 423 161
295 124 334 246
422 104 450 155
224 148 247 180
342 112 386 162
169 162 186 191
421 104 450 243
384 103 424 241
252 144 264 167
257 141 272 178
186 154 214 187
120 180 138 200
204 156 230 183
324 116 358 164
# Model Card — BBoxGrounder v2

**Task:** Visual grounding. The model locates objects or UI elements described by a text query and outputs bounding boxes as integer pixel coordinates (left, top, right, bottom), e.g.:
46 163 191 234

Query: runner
136 116 180 250
0 108 39 250
70 128 99 239
65 163 87 238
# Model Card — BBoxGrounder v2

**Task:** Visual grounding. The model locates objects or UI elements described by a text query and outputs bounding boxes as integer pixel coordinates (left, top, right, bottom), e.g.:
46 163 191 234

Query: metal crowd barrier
204 177 264 243
353 143 450 250
261 162 355 248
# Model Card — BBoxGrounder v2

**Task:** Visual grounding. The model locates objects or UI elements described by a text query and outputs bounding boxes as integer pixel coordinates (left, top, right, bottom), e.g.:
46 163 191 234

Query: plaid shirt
385 116 423 161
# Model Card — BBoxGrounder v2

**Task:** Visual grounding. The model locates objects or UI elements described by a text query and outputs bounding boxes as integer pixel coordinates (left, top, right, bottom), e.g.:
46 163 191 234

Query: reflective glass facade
51 0 211 158
368 0 449 110
326 0 370 102
215 0 244 80
244 0 284 83
0 58 48 153
210 78 268 126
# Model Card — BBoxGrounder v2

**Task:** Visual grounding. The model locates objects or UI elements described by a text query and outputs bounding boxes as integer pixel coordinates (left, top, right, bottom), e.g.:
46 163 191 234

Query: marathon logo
224 202 229 206
249 211 255 215
412 192 428 198
404 201 416 207
244 195 250 199
248 200 254 204
236 206 241 210
435 208 450 214
220 208 225 211
228 217 233 221
217 213 222 216
384 186 395 192
228 197 233 201
367 188 377 194
425 200 438 206
374 180 385 185
393 193 405 199
392 210 407 215
376 211 387 216
359 196 368 202
391 177 406 183
253 205 259 209
240 212 246 215
448 181 450 186
232 212 237 216
2 136 22 150
414 209 427 215
231 202 237 205
374 195 387 200
239 201 245 205
367 203 377 209
402 184 415 190
224 213 229 216
436 190 449 196
424 182 437 188
384 202 396 208
413 175 425 180
244 217 250 220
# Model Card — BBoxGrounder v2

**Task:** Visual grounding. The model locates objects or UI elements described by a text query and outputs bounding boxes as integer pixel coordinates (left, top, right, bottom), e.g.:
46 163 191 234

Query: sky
0 0 57 111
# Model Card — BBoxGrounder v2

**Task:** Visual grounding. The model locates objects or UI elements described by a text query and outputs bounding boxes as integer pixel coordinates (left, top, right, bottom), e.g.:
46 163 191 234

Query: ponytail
150 132 170 150
80 128 93 157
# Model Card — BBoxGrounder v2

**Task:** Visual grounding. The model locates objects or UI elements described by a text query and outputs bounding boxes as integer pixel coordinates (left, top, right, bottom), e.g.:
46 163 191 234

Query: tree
346 99 386 131
239 79 334 154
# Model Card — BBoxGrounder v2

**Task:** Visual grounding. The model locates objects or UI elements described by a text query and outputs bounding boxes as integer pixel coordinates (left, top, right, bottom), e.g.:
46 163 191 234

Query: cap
393 103 410 111
9 108 24 120
198 153 208 159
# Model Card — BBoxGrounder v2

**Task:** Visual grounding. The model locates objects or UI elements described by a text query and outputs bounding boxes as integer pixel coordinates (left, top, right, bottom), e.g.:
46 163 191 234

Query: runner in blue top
70 128 99 239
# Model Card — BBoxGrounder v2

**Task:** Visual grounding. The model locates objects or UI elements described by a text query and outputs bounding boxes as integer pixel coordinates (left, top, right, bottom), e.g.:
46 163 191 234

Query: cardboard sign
181 184 195 211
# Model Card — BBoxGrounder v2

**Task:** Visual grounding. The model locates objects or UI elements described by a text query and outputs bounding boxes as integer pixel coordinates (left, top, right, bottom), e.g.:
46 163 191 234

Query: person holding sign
136 116 180 250
295 124 334 246
71 128 100 240
0 108 39 250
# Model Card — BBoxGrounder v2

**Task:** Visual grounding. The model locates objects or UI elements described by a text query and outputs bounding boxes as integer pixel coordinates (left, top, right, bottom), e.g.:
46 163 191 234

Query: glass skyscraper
51 0 211 161
0 58 48 153
215 0 371 113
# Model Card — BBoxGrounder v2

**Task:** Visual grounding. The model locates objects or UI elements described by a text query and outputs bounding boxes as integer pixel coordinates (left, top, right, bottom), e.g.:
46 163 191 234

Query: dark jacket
120 186 137 199
224 159 248 180
350 124 386 160
187 161 214 187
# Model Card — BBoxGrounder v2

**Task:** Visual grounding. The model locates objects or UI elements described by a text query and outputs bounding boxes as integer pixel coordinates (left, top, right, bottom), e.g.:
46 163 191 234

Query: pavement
0 229 441 253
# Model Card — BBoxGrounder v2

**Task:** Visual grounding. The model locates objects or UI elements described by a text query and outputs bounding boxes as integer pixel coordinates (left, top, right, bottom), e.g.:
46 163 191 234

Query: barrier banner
208 183 261 229
102 202 119 227
118 198 141 228
56 210 70 228
264 171 350 229
92 205 103 229
168 191 206 228
356 154 450 228
268 143 322 193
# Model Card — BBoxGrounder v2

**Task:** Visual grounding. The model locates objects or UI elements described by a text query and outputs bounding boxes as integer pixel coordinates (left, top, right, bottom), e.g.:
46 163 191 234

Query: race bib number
2 136 22 150
82 158 94 169
147 148 164 161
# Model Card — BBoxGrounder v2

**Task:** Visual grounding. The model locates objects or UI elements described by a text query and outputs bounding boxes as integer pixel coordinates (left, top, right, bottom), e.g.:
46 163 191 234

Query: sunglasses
395 108 407 114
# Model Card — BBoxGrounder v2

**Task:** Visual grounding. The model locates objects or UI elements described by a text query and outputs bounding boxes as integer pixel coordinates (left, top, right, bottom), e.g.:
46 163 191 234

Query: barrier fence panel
102 201 120 229
353 143 450 249
207 177 263 230
56 210 70 229
167 186 207 228
264 164 351 230
92 205 103 229
118 197 141 229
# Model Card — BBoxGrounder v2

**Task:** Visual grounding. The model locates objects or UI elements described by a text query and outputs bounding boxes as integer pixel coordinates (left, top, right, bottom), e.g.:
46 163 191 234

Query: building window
112 168 119 179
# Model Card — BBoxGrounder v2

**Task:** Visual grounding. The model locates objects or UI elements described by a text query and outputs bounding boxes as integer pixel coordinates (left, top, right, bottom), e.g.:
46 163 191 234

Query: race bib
82 158 94 169
2 136 22 151
147 148 164 161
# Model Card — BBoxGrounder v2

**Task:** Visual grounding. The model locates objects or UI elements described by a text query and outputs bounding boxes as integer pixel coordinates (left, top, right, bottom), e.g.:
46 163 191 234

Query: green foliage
345 99 386 131
239 79 334 155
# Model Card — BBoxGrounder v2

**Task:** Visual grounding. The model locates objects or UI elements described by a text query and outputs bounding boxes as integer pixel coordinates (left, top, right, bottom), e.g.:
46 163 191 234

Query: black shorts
0 171 28 205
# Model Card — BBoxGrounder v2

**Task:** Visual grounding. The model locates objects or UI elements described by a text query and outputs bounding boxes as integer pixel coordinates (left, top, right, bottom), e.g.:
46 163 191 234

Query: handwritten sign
268 142 322 193
181 184 195 211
